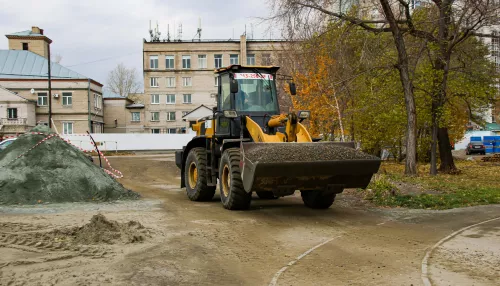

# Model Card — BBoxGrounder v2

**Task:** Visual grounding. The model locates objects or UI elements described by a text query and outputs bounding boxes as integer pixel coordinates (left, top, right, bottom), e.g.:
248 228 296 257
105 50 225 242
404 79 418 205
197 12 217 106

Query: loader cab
216 65 280 135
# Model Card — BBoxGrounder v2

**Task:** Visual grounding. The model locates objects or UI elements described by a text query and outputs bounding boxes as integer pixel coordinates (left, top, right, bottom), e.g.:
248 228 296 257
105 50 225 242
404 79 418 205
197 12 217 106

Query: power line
65 51 141 67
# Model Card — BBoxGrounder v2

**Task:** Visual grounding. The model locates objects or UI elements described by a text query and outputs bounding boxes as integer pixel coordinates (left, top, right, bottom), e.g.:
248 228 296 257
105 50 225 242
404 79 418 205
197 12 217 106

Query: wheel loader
175 65 380 210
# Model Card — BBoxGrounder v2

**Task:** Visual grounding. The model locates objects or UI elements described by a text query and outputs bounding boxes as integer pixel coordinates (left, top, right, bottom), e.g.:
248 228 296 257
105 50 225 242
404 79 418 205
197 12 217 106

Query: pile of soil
52 214 149 245
244 142 378 163
0 126 139 205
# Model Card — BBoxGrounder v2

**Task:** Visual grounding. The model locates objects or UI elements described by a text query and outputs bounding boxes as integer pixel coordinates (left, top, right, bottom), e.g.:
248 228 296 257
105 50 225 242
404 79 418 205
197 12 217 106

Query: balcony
1 118 27 125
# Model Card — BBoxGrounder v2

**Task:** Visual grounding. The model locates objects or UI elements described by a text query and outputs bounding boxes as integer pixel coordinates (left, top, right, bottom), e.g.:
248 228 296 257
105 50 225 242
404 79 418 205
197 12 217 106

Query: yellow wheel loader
175 65 380 210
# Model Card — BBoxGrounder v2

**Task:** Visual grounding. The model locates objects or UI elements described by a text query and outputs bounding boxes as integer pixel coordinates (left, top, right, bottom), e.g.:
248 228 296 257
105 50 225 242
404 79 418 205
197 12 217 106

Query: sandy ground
0 154 499 286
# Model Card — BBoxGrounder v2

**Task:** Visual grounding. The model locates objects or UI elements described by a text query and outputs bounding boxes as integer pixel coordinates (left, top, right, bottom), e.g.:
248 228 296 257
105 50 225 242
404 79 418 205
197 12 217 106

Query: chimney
240 34 247 65
31 26 41 35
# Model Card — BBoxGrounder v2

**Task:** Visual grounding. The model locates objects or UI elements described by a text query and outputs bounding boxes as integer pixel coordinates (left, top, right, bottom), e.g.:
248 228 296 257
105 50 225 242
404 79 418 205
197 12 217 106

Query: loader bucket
240 142 381 196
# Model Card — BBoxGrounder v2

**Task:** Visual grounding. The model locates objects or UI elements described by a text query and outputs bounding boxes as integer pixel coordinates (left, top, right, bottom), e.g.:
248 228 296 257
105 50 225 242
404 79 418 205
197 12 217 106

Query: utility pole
48 42 52 128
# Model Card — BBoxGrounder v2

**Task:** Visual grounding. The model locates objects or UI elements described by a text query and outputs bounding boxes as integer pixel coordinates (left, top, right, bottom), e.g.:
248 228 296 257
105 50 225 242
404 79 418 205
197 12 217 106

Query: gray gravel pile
244 143 378 163
0 126 138 205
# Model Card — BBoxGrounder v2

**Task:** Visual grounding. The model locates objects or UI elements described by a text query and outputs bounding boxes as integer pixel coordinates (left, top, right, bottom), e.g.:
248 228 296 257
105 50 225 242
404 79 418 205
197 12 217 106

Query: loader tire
185 147 216 201
300 190 336 209
219 148 251 210
256 191 279 200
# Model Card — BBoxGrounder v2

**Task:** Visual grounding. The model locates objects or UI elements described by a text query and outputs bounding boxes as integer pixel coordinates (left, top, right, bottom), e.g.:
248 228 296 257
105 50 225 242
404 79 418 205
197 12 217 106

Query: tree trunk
380 0 418 175
430 101 438 175
438 127 457 173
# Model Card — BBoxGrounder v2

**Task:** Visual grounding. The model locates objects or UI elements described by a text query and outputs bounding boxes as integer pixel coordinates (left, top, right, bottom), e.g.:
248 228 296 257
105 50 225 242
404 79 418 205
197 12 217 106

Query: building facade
0 27 104 135
0 86 36 136
141 34 286 133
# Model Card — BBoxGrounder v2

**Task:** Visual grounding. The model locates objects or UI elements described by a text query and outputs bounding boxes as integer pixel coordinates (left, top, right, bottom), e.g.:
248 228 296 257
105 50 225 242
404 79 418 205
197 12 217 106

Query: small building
0 85 36 137
0 27 104 134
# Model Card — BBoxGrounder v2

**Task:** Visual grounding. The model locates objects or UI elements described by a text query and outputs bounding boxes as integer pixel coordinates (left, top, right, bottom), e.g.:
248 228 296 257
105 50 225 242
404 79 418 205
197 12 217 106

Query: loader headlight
224 110 238 118
298 110 311 119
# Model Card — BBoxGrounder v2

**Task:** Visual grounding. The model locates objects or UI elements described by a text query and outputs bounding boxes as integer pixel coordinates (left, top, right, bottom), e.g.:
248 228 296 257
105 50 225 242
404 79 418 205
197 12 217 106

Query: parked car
0 138 16 151
466 142 486 155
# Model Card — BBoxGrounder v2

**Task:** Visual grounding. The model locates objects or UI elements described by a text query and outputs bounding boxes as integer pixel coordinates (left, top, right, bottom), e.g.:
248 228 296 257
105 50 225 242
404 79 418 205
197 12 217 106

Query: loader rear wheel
256 191 279 200
219 148 251 210
184 147 216 201
300 190 336 209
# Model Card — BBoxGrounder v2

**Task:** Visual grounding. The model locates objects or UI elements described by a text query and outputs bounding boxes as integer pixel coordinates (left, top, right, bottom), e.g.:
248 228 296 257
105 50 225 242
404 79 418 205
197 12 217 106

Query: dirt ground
0 154 499 286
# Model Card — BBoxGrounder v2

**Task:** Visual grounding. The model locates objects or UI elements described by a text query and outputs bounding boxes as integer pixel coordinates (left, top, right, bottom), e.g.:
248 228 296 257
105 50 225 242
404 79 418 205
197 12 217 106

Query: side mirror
230 79 239 94
297 110 310 120
289 82 297 95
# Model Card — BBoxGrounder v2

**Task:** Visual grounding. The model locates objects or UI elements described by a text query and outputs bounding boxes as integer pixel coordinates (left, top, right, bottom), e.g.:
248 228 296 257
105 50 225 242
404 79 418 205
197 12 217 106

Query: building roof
126 103 145 109
182 104 212 120
0 50 87 80
485 123 500 131
103 90 126 99
0 85 34 102
6 30 44 37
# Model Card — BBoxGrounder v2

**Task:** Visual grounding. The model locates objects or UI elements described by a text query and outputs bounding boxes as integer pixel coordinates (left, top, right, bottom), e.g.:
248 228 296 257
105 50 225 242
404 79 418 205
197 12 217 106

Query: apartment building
0 27 104 135
142 34 286 133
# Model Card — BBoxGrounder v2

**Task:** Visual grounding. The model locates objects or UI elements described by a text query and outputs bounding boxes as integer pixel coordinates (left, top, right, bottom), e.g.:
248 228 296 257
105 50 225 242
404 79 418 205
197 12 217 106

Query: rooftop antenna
232 28 234 39
251 23 254 39
177 23 183 42
193 17 202 41
244 24 247 36
166 24 171 41
155 21 161 42
149 20 153 41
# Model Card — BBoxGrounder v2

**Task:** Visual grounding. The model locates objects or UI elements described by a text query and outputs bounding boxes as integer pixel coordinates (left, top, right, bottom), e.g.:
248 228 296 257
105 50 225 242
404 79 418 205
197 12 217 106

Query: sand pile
0 126 138 205
52 214 149 245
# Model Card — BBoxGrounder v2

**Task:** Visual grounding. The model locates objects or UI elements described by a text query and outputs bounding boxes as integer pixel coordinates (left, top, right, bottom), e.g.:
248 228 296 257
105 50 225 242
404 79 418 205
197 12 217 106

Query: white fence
61 133 195 151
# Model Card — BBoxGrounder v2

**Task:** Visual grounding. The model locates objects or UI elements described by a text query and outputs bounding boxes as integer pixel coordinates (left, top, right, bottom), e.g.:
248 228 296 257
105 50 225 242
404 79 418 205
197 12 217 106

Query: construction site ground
1 154 499 286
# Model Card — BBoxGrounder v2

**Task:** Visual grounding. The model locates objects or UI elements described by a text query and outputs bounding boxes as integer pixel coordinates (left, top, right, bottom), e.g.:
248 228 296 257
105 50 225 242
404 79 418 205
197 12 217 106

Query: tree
106 63 141 98
270 0 500 175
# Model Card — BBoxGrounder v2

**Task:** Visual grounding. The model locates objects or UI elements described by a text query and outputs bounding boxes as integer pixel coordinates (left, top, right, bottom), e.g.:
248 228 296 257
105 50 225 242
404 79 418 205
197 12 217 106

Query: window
230 54 239 65
166 55 174 69
131 112 140 122
247 54 255 65
215 76 219 86
150 77 159 87
93 94 102 109
183 77 192 87
167 128 177 134
7 108 17 119
262 54 271 65
63 122 73 135
62 92 72 106
151 128 160 134
214 54 223 68
150 55 158 69
167 112 176 121
151 112 160 121
151 94 160 104
183 94 192 104
37 93 48 106
166 94 176 104
166 77 176 87
198 55 207 68
182 55 191 69
22 43 29 50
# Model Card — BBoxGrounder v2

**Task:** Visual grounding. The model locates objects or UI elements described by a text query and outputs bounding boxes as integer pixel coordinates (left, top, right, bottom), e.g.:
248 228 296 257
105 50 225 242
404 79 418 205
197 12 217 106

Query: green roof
6 30 44 37
485 123 500 131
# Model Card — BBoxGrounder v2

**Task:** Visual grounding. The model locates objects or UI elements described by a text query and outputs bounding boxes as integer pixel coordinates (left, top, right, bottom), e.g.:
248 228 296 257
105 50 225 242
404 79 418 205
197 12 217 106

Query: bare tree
106 63 142 98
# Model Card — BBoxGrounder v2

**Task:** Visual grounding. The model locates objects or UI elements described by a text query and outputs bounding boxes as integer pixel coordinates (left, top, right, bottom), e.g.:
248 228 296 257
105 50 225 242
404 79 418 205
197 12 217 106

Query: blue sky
0 0 278 90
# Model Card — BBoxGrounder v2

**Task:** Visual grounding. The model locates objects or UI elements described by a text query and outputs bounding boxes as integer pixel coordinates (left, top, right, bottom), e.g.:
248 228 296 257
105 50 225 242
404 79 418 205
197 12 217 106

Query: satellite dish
30 88 35 94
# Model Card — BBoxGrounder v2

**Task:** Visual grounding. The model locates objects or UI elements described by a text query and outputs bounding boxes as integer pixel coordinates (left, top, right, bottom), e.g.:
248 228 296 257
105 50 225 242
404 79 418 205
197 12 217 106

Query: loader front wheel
219 148 251 210
300 190 336 209
184 147 216 201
